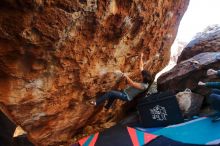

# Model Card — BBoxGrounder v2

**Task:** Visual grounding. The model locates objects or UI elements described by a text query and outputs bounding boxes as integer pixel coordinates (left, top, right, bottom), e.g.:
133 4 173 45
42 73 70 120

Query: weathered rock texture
0 0 189 145
177 25 220 63
158 52 220 97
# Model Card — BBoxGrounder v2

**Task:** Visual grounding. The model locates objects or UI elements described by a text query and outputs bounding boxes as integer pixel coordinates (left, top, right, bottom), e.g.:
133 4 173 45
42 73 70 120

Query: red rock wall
0 0 189 145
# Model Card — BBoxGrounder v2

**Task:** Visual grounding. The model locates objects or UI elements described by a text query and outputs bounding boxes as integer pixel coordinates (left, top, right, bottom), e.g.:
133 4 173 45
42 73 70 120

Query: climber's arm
124 74 148 90
198 81 220 88
207 69 220 77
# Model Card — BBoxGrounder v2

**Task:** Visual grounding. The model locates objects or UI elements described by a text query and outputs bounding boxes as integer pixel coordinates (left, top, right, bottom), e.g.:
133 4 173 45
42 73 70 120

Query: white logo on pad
150 105 168 121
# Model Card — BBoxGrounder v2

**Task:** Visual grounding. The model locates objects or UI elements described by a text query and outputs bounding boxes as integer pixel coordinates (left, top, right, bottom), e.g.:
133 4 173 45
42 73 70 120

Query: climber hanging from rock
89 52 153 109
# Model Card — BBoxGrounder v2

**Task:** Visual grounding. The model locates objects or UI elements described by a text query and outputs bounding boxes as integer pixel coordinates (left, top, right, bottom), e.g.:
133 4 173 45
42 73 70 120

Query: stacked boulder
178 25 220 63
158 26 220 116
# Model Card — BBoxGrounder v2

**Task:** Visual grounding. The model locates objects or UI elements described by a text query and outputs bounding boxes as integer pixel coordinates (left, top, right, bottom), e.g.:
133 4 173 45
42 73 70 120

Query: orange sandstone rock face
0 0 189 145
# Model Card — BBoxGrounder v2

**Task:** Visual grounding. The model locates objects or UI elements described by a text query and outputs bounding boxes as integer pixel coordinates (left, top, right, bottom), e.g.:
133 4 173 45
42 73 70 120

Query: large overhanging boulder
0 0 189 145
177 25 220 63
